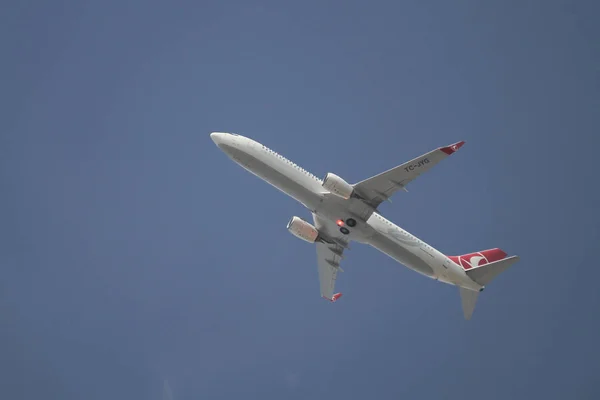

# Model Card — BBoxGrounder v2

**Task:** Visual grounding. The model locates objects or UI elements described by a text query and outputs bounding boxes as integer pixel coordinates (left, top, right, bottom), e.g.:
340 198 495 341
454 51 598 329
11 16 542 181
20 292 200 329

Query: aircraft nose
210 132 227 145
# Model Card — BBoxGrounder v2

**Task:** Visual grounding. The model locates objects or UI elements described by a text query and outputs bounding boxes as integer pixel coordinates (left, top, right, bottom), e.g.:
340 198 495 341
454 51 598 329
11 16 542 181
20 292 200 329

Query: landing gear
346 218 357 227
340 227 350 235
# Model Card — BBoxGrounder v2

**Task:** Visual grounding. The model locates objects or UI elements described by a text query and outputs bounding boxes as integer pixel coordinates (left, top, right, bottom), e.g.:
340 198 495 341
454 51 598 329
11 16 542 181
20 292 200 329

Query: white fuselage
211 132 482 291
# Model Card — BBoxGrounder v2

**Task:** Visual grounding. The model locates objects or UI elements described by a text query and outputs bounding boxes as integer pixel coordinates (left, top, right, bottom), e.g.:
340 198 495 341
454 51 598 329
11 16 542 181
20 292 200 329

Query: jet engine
322 173 354 199
287 216 319 243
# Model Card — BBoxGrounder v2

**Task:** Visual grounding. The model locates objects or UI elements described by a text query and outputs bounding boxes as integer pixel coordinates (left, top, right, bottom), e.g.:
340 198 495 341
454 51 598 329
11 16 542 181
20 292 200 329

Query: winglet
440 141 465 155
323 293 343 302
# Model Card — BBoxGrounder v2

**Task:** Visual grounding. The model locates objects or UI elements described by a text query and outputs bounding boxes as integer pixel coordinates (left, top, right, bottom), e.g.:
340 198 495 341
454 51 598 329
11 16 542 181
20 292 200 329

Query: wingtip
322 293 343 302
441 141 465 155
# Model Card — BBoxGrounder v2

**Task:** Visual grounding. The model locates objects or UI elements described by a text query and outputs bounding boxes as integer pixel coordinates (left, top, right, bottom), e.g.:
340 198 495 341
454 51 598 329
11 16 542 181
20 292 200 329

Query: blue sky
2 1 600 399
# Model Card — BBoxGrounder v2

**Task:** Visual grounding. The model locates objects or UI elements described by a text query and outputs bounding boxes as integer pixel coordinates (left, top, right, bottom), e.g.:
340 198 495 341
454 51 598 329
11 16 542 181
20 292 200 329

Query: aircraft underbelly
219 144 322 210
367 232 436 278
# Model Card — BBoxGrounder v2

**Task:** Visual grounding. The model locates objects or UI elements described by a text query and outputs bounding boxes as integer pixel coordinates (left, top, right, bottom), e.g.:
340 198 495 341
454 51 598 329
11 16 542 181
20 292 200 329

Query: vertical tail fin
450 248 520 319
448 248 508 270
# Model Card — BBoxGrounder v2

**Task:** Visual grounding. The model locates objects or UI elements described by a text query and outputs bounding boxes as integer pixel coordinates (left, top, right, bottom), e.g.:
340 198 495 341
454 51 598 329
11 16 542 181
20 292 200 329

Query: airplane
210 132 519 319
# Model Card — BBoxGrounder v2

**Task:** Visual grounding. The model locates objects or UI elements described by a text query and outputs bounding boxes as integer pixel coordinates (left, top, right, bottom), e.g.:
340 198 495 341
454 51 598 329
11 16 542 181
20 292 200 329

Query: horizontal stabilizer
459 288 479 320
456 252 520 319
466 255 520 286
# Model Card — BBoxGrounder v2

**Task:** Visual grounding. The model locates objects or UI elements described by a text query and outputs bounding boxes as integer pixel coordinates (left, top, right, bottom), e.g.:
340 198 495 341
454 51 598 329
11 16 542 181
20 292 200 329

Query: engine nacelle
287 216 319 243
322 173 354 199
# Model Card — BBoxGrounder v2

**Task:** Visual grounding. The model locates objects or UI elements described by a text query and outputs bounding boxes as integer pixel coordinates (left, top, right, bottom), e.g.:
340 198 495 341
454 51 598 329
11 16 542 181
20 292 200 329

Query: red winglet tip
322 293 343 302
441 141 465 155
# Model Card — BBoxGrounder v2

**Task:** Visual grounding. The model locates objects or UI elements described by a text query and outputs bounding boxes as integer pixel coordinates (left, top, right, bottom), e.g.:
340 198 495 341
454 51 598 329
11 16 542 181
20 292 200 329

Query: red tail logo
448 248 507 270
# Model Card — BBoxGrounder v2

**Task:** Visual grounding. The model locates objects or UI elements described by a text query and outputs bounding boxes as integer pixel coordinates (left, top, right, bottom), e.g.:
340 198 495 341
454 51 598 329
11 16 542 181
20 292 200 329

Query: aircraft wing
352 141 465 208
312 213 348 302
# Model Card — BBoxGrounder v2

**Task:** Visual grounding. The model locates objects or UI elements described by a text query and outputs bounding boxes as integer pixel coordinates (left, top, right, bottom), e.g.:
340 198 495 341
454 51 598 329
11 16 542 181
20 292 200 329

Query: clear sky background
2 1 599 399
